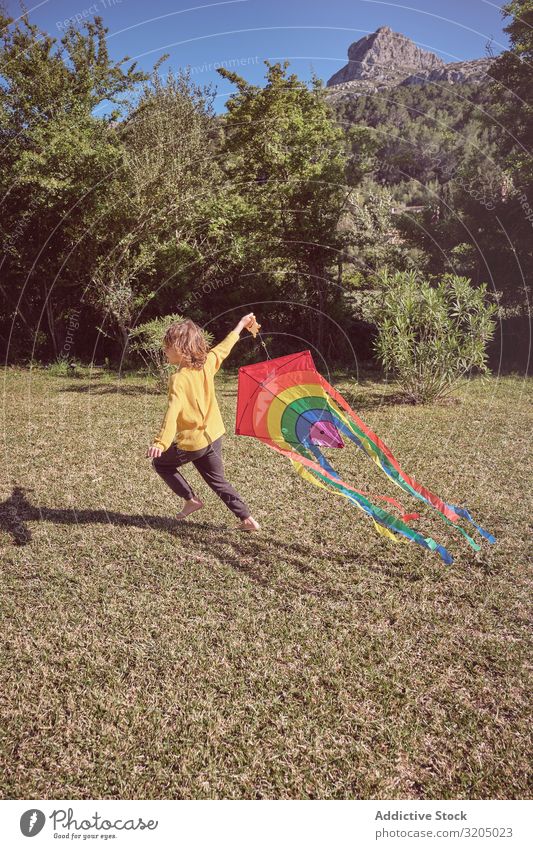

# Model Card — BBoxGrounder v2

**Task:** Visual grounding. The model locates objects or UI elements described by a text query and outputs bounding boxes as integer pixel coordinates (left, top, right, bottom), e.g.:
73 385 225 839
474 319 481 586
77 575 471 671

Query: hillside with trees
0 3 530 373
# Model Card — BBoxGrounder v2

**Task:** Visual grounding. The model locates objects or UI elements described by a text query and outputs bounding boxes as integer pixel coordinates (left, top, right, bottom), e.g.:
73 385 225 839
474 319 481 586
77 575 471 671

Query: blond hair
163 318 208 369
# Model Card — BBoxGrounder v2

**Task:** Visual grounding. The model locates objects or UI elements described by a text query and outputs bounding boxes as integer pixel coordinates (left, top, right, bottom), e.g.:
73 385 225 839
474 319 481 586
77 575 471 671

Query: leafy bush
129 314 213 391
46 355 78 377
45 357 110 378
367 271 497 403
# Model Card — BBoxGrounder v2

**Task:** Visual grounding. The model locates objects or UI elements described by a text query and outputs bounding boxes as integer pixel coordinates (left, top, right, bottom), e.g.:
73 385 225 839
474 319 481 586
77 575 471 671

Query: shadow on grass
343 391 462 410
342 391 412 410
59 384 160 395
2 485 490 586
56 384 460 407
0 485 368 596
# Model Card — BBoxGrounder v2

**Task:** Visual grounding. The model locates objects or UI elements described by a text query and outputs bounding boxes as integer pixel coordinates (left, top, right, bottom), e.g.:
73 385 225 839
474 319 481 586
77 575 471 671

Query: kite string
256 328 271 360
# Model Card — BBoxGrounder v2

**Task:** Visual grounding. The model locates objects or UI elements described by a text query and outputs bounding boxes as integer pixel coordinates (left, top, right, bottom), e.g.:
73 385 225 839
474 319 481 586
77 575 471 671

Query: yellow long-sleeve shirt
152 330 240 452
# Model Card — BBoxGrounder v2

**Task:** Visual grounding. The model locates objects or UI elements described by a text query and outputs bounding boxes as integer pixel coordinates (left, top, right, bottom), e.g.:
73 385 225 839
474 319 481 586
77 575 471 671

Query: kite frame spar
235 349 496 566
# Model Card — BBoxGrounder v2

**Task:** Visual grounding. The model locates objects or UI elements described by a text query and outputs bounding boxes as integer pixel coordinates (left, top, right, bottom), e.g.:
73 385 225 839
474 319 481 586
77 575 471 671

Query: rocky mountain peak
327 26 445 87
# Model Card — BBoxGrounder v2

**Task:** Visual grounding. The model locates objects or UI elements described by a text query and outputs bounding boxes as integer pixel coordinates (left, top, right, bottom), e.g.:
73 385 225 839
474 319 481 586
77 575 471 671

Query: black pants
152 436 251 520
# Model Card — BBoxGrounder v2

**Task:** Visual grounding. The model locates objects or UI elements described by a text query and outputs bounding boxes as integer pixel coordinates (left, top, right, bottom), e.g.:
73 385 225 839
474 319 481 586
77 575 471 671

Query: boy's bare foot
176 497 204 520
239 515 261 532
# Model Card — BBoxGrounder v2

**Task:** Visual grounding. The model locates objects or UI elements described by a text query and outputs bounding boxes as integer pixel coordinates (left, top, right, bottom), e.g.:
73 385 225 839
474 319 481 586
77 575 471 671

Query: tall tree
490 0 533 188
0 11 151 361
89 68 221 360
211 60 366 353
402 1 533 316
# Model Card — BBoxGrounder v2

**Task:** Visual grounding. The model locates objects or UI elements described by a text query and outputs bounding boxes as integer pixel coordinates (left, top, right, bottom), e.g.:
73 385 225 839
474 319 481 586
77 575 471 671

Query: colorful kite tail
320 376 496 547
292 457 455 566
265 441 455 566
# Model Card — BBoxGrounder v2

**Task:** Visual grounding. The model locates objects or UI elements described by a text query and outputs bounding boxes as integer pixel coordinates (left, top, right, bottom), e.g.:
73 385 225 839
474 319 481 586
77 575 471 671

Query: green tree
210 60 368 353
405 0 533 318
490 0 533 188
0 10 151 360
89 68 220 361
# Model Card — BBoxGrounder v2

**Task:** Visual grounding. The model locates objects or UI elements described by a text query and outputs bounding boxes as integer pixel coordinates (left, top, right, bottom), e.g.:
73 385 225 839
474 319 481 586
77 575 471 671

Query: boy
146 314 260 531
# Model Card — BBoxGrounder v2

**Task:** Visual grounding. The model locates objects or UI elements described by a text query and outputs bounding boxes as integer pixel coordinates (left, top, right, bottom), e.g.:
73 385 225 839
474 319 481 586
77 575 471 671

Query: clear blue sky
7 0 509 113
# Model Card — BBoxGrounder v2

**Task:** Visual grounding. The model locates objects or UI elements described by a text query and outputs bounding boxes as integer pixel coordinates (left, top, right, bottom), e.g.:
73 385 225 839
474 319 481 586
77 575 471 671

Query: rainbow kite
235 350 496 565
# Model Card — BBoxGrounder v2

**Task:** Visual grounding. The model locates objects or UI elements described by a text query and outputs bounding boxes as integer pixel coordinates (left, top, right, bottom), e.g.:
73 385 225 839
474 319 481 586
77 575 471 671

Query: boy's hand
146 446 162 459
237 313 256 332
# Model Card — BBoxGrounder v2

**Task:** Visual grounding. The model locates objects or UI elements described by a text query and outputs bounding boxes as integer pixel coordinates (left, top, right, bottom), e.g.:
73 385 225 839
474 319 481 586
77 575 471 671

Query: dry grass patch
1 367 531 798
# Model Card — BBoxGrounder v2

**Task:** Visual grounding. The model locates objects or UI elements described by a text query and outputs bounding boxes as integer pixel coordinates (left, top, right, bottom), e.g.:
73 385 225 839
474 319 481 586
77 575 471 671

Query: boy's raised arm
207 313 256 374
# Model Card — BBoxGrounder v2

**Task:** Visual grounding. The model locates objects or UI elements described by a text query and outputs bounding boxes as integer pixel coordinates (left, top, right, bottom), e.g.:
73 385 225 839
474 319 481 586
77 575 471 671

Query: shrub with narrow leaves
368 271 497 403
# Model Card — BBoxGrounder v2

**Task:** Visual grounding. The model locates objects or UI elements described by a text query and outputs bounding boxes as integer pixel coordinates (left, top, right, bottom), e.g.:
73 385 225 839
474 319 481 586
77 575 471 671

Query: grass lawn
1 365 531 799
